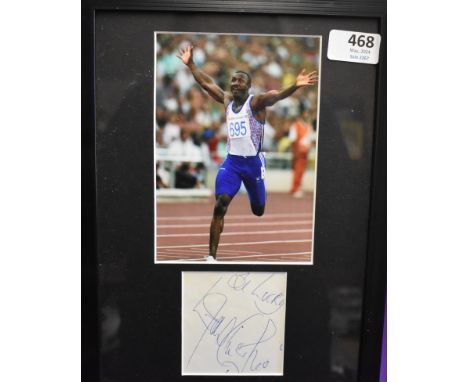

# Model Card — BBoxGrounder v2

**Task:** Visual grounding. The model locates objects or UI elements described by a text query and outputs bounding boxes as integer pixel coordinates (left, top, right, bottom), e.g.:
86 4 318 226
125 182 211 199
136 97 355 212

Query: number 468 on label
327 30 381 64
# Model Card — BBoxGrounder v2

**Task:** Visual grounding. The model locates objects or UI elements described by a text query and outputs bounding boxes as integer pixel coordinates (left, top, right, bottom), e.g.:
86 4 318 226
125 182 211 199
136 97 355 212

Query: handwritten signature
186 273 285 373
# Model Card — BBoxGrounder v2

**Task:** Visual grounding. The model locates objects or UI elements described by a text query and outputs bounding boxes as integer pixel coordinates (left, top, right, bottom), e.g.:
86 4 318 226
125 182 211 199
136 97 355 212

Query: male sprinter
177 45 318 261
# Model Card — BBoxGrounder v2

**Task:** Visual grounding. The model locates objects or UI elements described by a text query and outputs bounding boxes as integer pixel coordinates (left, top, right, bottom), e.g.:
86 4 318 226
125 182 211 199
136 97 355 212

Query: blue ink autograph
186 273 285 373
228 272 286 315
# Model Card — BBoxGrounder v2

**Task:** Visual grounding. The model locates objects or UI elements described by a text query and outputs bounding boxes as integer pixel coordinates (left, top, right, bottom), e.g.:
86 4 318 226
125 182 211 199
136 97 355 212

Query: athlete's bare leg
209 193 232 259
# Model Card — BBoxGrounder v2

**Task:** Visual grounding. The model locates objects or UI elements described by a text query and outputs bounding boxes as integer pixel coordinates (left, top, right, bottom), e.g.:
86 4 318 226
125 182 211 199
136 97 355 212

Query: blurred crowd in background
155 33 320 189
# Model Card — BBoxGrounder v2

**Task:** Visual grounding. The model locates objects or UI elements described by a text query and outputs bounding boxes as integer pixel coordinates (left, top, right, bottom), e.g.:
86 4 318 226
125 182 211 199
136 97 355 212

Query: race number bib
228 115 251 139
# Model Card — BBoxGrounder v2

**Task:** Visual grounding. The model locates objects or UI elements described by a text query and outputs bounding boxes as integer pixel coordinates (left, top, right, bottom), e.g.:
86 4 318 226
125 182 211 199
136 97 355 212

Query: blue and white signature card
182 272 287 376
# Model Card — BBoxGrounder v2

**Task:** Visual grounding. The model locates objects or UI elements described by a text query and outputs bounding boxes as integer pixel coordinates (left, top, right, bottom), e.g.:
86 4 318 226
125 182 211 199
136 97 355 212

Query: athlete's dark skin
177 45 318 258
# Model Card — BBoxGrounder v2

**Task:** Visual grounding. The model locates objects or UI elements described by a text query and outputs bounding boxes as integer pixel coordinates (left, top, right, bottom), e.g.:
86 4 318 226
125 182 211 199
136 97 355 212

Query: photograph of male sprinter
177 45 318 261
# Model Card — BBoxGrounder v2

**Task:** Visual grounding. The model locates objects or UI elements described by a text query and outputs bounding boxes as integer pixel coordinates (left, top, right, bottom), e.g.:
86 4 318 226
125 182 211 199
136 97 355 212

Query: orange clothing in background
289 120 312 193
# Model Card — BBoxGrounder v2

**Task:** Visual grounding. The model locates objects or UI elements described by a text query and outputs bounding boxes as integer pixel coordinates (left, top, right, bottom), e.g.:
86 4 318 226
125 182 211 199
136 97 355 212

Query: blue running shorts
215 153 266 206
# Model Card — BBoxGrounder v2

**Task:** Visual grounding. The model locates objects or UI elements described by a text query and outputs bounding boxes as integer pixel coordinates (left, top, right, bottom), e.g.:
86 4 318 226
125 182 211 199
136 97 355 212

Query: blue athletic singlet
215 95 266 206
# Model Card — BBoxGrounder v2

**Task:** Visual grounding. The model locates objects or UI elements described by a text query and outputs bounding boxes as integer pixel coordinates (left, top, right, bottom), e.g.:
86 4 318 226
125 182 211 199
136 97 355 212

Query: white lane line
157 246 311 256
225 257 310 262
157 212 312 221
157 229 312 238
179 248 257 255
156 250 201 256
220 251 311 259
158 257 205 262
157 239 312 249
157 251 311 260
156 249 257 256
157 248 210 255
158 248 198 254
157 253 204 258
214 249 260 254
157 220 312 229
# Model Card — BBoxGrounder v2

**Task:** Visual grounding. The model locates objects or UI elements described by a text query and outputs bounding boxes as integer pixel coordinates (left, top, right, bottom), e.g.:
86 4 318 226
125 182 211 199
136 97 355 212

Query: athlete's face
230 73 250 97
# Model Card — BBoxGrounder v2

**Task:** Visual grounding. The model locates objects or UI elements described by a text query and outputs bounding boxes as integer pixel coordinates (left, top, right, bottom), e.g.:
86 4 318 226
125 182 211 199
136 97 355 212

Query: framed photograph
154 31 321 264
83 1 386 381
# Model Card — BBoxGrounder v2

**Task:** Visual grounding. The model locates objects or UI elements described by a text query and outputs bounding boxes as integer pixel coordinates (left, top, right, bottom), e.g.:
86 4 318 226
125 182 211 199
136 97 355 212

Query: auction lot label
327 30 381 64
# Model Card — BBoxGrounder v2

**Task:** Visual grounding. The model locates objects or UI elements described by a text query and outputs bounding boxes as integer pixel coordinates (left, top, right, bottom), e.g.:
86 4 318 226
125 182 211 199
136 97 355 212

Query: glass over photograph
154 32 321 264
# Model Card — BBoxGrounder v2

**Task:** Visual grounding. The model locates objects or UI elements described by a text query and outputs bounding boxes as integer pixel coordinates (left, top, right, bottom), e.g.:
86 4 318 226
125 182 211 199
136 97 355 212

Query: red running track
156 192 314 263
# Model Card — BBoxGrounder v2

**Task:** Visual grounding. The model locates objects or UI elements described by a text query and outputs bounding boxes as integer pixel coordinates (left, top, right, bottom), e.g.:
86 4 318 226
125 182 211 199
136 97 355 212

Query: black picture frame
83 1 386 381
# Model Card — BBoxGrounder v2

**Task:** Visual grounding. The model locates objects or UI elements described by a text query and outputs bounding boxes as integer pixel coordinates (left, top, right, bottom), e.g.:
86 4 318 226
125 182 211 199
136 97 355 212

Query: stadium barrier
156 150 316 196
